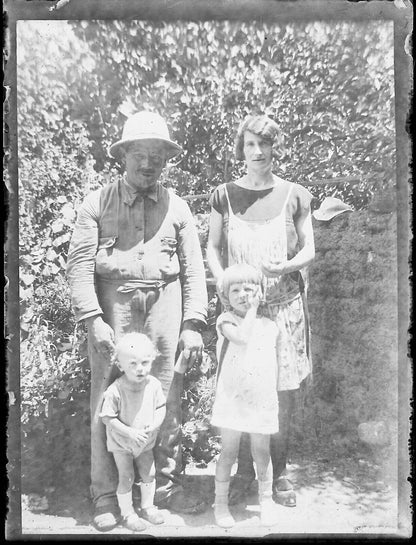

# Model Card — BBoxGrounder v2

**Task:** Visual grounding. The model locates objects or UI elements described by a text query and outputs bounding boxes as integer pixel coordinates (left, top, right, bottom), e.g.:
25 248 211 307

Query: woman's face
243 131 273 172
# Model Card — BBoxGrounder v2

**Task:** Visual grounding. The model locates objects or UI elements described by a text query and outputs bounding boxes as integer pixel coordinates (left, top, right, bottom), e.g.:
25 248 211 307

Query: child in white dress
212 264 279 527
100 333 166 532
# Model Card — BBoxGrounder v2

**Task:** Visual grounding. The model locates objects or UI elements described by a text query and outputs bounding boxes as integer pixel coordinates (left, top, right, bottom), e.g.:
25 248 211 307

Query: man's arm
66 190 102 322
176 198 208 363
66 190 115 356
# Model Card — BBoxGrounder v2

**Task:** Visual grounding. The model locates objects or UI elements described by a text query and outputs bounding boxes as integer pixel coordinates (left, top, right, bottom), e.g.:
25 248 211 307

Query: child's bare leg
214 428 241 528
250 434 276 526
249 433 272 482
135 450 164 525
216 428 241 482
113 451 146 531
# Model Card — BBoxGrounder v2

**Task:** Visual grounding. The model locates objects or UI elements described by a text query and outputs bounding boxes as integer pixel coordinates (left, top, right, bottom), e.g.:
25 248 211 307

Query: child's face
228 282 259 316
116 346 153 384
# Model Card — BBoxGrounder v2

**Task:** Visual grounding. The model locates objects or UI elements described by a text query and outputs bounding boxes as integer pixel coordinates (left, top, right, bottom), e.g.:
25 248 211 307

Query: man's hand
86 316 115 358
178 326 204 368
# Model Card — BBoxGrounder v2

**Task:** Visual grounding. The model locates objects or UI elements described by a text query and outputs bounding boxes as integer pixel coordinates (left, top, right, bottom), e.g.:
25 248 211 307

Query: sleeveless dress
221 183 311 391
211 311 279 434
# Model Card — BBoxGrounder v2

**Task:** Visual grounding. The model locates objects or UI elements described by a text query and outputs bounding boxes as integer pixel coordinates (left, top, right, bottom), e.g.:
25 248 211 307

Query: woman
207 114 315 507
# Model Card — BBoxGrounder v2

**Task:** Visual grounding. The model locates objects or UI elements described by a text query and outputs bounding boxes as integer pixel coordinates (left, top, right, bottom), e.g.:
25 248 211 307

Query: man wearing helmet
67 111 208 531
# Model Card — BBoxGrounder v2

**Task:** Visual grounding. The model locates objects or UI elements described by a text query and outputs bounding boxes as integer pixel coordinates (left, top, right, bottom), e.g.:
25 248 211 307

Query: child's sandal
140 506 164 525
123 513 146 532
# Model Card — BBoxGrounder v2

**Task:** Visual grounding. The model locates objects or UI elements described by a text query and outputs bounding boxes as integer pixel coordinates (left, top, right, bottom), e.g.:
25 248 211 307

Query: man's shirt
67 180 207 324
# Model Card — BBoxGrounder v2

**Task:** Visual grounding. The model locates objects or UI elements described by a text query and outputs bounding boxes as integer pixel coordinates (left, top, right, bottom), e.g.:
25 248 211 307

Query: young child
100 333 166 532
211 264 279 527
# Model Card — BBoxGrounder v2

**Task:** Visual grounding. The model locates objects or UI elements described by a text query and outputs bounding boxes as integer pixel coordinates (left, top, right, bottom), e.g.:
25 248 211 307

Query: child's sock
140 481 164 525
117 490 135 518
117 490 146 531
214 479 235 528
258 479 276 526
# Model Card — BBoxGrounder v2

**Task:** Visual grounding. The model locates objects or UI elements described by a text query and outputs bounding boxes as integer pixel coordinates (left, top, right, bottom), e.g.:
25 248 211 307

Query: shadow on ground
24 447 397 534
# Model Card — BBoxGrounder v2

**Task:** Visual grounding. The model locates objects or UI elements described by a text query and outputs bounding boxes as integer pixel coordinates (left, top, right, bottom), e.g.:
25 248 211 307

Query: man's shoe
228 474 254 505
155 486 206 514
92 507 121 532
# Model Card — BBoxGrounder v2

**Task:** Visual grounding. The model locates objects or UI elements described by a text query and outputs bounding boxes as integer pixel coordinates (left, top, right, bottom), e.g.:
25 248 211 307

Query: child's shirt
100 374 165 454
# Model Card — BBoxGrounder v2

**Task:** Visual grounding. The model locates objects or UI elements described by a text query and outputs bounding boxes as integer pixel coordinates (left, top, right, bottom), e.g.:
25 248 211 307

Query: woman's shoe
140 506 164 525
228 474 254 505
272 477 296 507
123 513 146 532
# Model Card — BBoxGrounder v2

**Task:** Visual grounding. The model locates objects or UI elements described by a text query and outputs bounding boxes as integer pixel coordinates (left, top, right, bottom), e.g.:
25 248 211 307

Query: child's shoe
258 479 277 526
214 503 235 528
214 480 235 528
140 481 164 524
140 506 164 525
123 513 146 532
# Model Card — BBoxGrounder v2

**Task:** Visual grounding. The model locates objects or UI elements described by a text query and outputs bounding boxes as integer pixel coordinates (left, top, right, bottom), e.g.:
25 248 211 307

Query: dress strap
282 184 293 214
223 185 235 218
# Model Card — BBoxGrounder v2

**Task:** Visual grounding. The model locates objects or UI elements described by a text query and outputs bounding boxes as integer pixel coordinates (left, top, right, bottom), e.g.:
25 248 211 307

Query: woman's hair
112 332 158 367
218 263 263 309
234 114 282 161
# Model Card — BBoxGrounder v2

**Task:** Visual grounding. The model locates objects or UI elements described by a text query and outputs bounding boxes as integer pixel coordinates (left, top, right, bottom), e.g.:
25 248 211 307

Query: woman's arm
206 208 225 281
262 209 315 277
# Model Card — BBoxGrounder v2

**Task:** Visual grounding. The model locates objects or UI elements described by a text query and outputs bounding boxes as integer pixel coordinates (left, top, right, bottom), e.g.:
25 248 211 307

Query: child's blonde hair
112 332 158 368
218 263 263 309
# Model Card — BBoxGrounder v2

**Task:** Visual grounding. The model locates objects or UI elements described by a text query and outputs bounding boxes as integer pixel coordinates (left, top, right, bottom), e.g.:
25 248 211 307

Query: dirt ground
21 453 405 538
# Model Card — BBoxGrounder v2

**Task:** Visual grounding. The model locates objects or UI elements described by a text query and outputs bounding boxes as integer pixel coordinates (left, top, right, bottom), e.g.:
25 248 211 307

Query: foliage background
17 19 397 495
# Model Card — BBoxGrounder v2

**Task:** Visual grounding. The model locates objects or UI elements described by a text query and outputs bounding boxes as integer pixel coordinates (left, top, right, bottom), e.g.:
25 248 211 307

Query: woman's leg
113 451 146 531
270 389 297 506
228 433 256 504
214 428 241 528
249 433 272 482
135 450 164 525
250 433 276 525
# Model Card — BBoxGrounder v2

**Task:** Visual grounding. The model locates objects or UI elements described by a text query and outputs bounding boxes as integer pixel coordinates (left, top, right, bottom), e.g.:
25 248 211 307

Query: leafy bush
16 20 396 495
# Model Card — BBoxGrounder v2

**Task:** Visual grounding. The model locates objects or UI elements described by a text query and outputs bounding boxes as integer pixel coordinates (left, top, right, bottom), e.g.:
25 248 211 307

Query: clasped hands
261 258 288 278
125 424 152 448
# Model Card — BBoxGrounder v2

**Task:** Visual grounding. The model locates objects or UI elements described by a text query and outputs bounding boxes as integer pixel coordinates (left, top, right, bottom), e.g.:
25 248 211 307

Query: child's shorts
107 428 158 459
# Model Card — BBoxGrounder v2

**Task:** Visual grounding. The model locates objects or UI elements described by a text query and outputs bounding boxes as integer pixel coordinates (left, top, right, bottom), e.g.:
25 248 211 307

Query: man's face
124 140 167 191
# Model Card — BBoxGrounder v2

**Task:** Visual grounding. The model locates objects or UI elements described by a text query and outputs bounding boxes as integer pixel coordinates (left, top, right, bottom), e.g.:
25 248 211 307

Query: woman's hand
261 259 288 278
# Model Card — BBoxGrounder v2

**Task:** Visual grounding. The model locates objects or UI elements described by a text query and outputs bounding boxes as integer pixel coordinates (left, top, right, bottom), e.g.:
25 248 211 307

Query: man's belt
117 278 174 294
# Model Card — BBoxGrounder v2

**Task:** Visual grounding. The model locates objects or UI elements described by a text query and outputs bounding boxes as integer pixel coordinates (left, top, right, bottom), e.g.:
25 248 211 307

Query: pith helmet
109 111 183 160
313 196 353 221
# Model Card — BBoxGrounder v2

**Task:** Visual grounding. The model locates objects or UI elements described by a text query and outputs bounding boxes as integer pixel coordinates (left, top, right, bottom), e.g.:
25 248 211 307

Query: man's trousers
89 278 183 510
